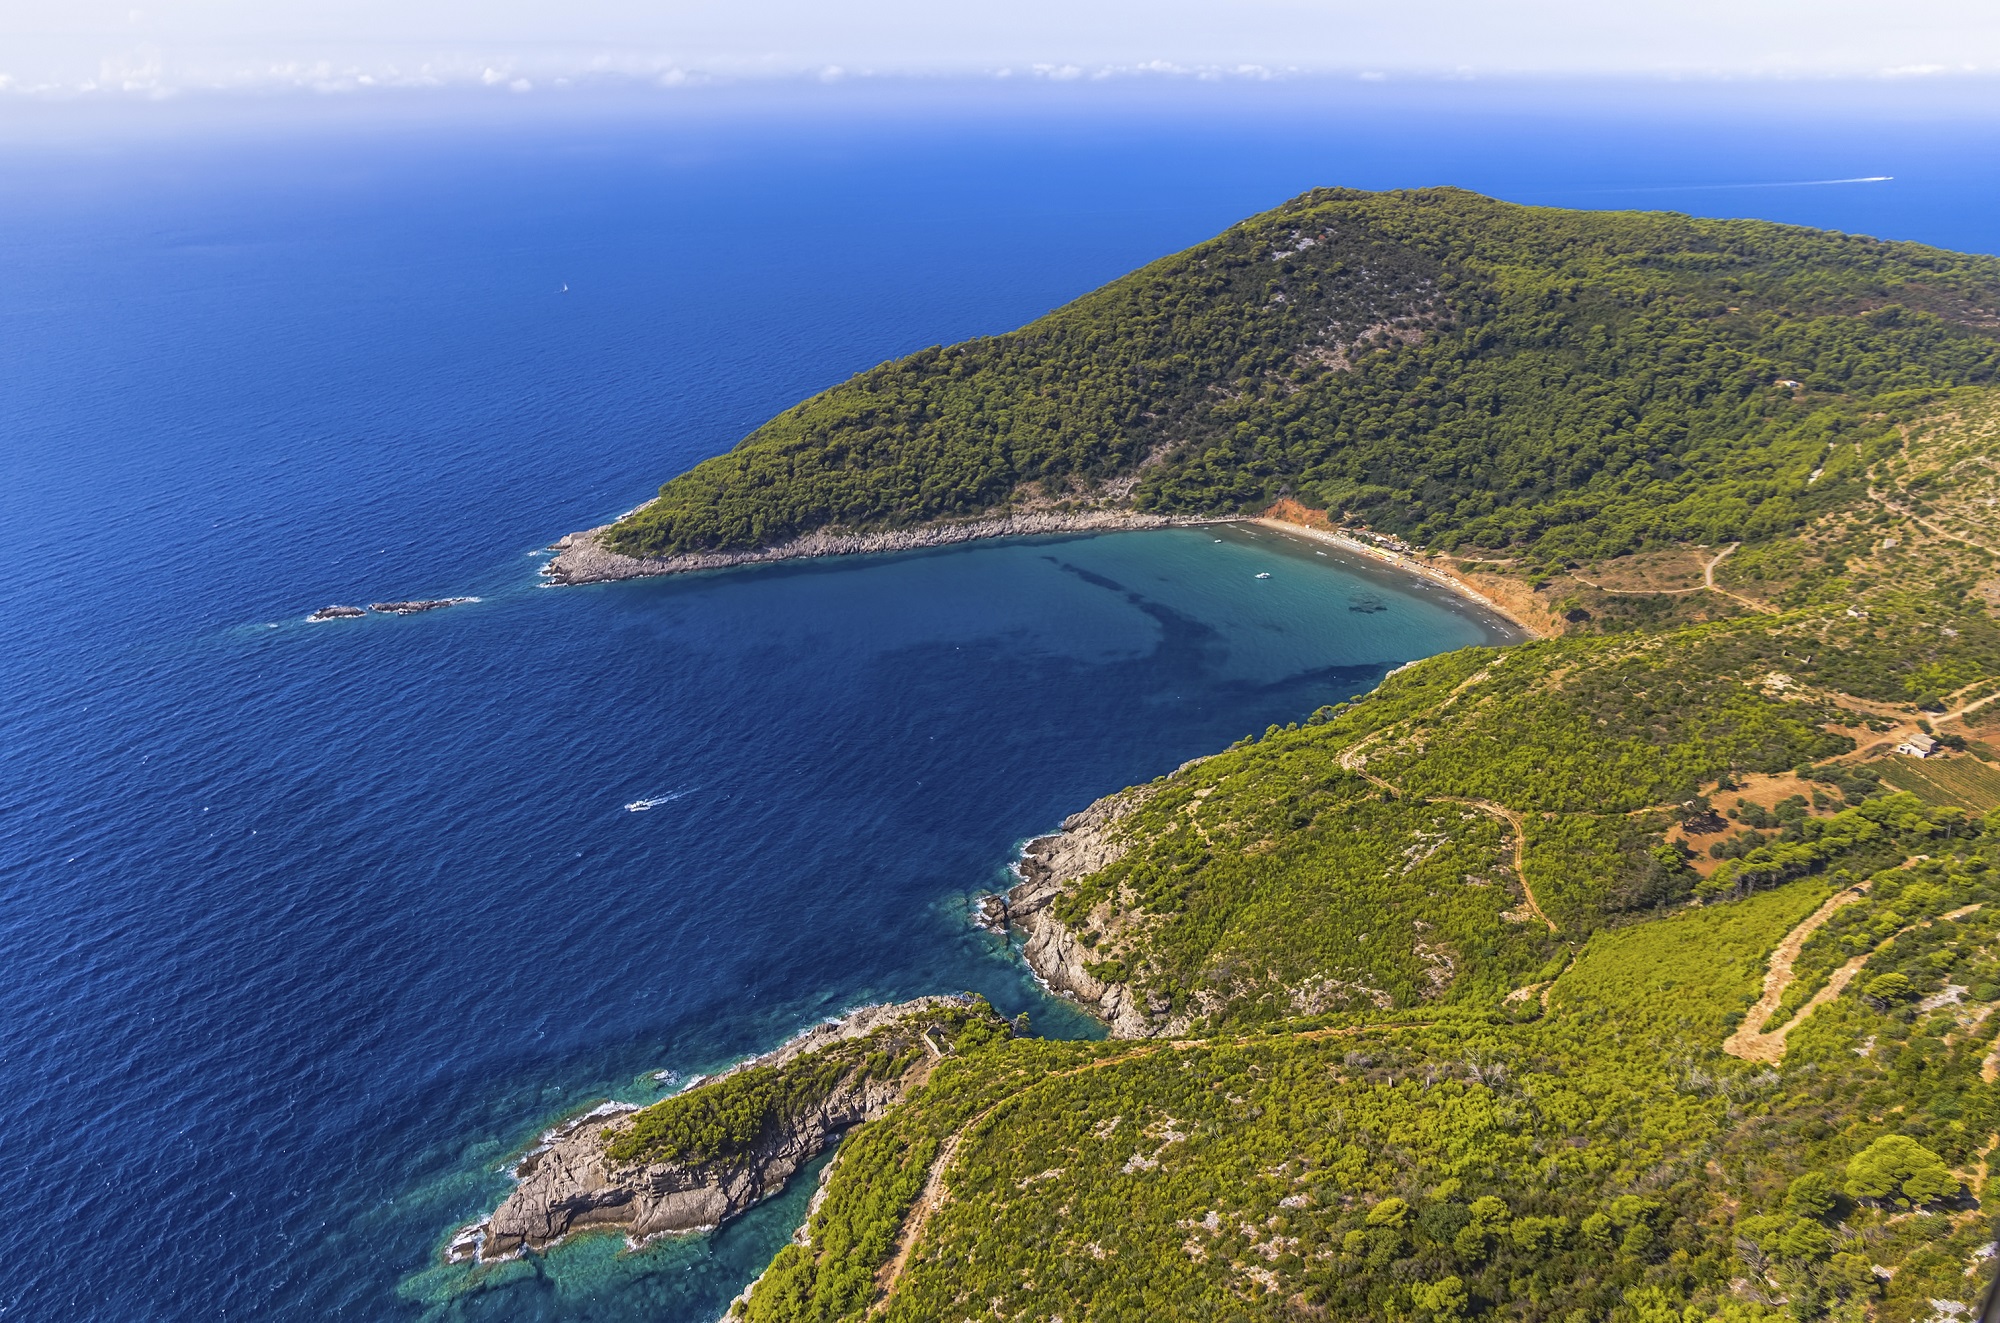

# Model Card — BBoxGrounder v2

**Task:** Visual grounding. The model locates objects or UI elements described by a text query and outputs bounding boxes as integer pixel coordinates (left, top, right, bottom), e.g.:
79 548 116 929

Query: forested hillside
523 201 2000 1322
604 188 2000 564
738 828 2000 1323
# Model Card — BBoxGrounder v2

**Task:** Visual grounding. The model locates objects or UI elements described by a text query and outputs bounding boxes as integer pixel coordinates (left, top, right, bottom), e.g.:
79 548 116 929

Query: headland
541 508 1208 585
449 996 1010 1265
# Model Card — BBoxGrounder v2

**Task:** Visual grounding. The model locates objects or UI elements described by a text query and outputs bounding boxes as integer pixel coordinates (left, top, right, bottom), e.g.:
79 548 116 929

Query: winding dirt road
870 1047 1167 1312
1565 543 1775 616
1722 886 1869 1063
1337 739 1555 934
1724 888 1986 1063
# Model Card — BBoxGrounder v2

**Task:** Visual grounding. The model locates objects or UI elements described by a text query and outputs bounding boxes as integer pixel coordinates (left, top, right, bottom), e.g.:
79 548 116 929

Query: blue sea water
4 81 2000 1321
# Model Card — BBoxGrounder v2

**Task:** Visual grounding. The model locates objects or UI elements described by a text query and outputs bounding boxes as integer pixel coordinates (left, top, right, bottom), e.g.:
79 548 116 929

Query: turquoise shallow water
3 84 1996 1321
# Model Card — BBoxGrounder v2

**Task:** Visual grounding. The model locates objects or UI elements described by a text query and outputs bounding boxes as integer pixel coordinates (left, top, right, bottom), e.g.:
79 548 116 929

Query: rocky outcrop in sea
306 598 477 621
369 597 477 615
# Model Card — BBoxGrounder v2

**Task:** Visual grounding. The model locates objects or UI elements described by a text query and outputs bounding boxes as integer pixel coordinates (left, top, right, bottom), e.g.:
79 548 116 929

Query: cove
6 86 1975 1321
377 523 1515 1320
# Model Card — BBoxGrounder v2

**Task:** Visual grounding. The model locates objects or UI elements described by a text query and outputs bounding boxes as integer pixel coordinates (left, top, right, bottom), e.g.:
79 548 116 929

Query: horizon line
7 64 2000 105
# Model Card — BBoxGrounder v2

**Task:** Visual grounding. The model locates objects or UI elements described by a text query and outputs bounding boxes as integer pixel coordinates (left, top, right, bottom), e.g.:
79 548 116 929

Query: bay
2 81 1996 1320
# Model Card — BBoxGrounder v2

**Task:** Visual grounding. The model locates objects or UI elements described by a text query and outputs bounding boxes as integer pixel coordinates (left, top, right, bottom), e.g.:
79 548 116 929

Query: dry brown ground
1565 543 1777 616
1667 771 1841 876
1448 567 1566 637
1947 705 2000 762
1570 548 1712 593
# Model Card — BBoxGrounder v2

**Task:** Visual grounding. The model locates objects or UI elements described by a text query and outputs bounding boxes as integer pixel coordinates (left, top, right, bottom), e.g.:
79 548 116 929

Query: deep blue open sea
4 81 2000 1322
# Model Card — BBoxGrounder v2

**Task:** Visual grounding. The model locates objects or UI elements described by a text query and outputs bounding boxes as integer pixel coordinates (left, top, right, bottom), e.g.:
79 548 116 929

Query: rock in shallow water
367 597 476 615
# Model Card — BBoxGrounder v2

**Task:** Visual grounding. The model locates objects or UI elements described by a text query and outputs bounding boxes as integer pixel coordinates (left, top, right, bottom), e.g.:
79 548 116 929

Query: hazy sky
7 0 2000 97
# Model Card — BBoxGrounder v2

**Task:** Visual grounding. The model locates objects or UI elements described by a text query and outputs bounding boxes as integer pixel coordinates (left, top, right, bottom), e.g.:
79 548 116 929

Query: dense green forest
1030 619 1861 1037
502 200 2000 1321
604 998 1011 1167
602 188 2000 566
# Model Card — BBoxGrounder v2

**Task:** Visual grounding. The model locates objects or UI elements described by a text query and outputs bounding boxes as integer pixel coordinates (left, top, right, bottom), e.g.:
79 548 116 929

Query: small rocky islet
305 597 475 622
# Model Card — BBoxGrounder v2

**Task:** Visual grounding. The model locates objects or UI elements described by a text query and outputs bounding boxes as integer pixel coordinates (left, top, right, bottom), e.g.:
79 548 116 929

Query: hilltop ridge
563 186 2000 580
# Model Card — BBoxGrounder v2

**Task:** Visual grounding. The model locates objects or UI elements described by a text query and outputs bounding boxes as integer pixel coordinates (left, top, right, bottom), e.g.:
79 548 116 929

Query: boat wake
625 789 694 812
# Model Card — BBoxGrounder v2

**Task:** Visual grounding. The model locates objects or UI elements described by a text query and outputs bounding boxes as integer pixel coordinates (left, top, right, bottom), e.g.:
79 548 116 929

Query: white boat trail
1597 176 1892 194
625 788 696 812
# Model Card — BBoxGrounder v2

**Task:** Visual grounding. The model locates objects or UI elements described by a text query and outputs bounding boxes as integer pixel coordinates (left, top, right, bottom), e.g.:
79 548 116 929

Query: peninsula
449 998 1010 1263
490 188 2000 1323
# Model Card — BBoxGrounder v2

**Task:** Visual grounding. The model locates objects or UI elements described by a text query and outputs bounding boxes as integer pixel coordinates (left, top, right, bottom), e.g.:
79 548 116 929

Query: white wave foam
624 788 694 812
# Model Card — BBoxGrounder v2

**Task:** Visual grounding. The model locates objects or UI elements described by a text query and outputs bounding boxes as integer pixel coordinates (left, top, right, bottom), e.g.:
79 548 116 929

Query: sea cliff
981 778 1192 1040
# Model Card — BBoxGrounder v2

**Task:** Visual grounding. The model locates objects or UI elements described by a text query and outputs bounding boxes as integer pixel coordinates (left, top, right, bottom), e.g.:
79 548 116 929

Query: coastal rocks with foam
305 598 477 621
542 509 1209 585
451 997 985 1263
368 597 477 615
983 783 1188 1039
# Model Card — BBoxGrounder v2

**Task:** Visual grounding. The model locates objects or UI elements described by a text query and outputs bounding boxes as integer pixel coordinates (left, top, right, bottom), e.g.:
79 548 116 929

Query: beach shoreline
971 506 1544 1038
1246 512 1549 641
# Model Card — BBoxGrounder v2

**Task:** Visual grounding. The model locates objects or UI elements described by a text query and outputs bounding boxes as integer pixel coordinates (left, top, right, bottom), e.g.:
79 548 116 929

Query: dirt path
1702 543 1736 588
1869 482 2000 561
1565 543 1775 616
1503 953 1572 1011
1723 886 1868 1063
1700 544 1778 615
1337 740 1555 934
1962 1134 2000 1204
1435 796 1554 933
870 1047 1166 1311
1826 684 2000 769
1949 687 2000 720
1963 1006 2000 1083
1725 894 1986 1063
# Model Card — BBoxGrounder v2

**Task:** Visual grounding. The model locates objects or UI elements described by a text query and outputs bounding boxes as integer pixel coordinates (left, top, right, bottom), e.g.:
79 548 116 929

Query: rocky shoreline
448 997 988 1265
434 500 1535 1277
541 508 1217 585
529 504 1534 1053
370 597 478 616
978 772 1204 1040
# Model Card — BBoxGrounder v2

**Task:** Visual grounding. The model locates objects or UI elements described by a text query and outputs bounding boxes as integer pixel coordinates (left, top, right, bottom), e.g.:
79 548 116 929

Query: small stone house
1896 733 1938 759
